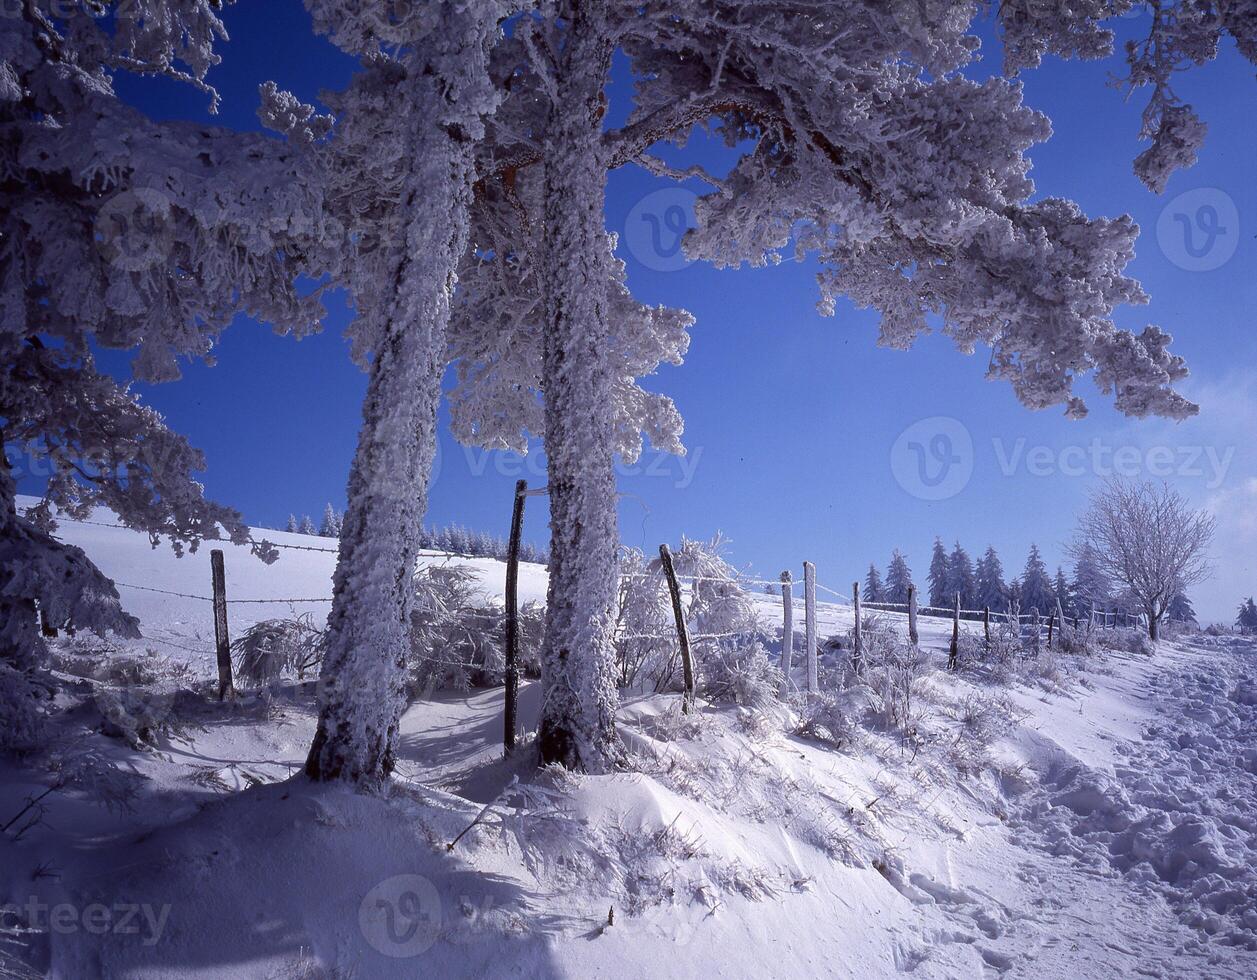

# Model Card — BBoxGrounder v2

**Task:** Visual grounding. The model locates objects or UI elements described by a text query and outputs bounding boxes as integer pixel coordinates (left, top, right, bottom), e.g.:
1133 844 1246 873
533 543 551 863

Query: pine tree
1053 567 1072 616
319 503 341 537
1237 598 1257 633
1019 545 1054 615
975 546 1006 611
864 563 883 603
1167 590 1196 625
928 538 949 609
1071 543 1113 617
946 542 976 609
286 514 298 533
885 550 914 606
298 515 316 536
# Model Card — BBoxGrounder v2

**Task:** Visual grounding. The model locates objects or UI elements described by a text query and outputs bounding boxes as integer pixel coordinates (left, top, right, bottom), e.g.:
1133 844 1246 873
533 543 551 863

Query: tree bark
305 85 478 789
536 1 622 771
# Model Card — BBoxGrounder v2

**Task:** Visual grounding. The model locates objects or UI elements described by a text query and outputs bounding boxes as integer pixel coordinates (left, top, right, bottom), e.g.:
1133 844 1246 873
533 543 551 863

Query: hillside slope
1 504 1253 978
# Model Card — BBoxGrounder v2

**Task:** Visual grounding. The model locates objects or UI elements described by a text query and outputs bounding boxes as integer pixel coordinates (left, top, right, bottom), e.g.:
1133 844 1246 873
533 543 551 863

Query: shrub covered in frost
793 690 858 749
233 613 327 687
614 536 761 698
407 566 543 693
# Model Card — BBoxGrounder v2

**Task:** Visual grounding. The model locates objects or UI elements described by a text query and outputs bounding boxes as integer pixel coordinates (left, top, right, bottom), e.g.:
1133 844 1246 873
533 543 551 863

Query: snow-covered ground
2 504 1255 978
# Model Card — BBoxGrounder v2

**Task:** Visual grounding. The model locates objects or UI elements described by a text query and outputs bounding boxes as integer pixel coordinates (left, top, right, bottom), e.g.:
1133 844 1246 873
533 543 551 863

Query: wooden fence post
851 580 862 676
803 561 818 693
1047 609 1056 648
659 544 695 713
907 583 919 647
503 479 527 754
983 605 991 646
780 571 794 695
1055 597 1067 645
1030 606 1041 653
210 549 234 701
948 591 960 670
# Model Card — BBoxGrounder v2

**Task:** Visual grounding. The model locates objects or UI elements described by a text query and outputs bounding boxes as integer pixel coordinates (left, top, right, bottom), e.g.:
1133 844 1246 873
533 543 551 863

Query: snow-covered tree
319 503 342 538
1019 545 1055 615
1072 480 1215 640
975 546 1007 611
1166 589 1196 626
1237 598 1257 634
928 539 950 608
947 542 976 610
1071 542 1114 617
2 1 290 745
863 563 883 604
286 514 299 533
297 515 316 536
287 1 513 788
449 0 1224 770
885 550 914 606
1053 567 1073 617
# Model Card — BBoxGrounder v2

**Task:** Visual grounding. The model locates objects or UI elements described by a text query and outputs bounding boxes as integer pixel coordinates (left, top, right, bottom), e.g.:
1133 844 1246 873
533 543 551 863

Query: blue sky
28 3 1254 623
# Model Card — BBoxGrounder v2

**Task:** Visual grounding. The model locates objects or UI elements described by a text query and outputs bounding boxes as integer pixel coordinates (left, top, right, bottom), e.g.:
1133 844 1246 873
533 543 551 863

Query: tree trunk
1148 612 1159 641
305 82 479 789
536 1 621 771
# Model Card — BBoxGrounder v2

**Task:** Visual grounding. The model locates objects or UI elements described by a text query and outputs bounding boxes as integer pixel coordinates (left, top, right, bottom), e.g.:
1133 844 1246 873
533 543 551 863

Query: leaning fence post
948 591 960 670
1047 609 1056 648
503 479 527 754
1055 597 1067 646
210 549 234 701
780 571 794 695
852 580 863 676
803 562 818 693
907 583 919 647
659 544 695 713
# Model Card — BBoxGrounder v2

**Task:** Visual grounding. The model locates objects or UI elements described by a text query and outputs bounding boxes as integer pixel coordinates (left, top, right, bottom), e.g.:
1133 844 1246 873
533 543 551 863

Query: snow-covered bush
232 614 327 687
1097 628 1157 657
614 549 674 690
793 691 858 750
407 566 543 693
858 633 925 743
614 537 760 699
702 641 782 711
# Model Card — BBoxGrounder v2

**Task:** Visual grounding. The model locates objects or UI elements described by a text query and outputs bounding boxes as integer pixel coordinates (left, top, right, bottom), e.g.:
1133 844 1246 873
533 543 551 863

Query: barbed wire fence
44 508 1145 706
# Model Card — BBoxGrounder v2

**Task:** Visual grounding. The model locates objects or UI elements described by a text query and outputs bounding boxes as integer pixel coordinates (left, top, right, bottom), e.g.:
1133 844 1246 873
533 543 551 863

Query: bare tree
1071 481 1215 641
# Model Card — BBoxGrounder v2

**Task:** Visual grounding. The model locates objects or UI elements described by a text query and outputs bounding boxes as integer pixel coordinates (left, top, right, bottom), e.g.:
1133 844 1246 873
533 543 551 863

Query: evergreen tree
1019 545 1054 615
975 546 1006 611
1053 566 1072 616
1167 590 1196 625
928 538 949 608
946 542 976 609
286 514 298 534
1071 543 1113 617
1237 598 1257 633
885 550 914 606
298 514 316 536
864 563 883 603
1005 578 1024 615
319 503 342 537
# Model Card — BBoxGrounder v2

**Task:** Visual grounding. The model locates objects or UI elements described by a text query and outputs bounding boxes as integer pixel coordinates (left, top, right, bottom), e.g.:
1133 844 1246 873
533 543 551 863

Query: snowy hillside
2 505 1255 979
